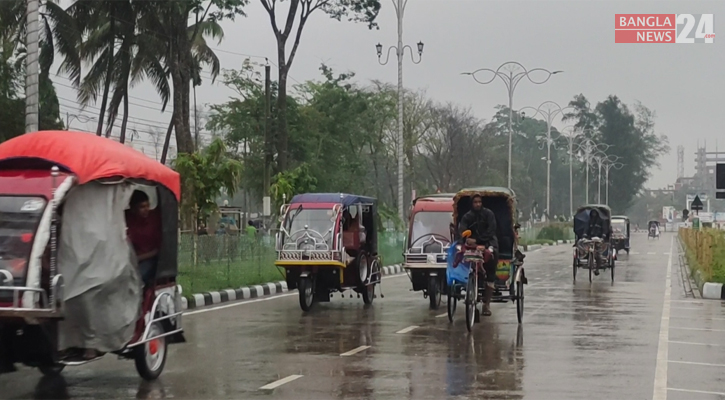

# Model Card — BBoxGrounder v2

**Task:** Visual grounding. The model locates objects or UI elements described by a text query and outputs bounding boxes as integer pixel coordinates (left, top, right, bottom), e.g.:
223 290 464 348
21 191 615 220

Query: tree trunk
97 10 115 136
119 92 129 144
275 43 288 171
167 18 194 156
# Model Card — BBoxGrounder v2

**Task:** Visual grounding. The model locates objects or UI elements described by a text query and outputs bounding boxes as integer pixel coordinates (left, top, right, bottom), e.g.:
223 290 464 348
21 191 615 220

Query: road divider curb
181 263 404 310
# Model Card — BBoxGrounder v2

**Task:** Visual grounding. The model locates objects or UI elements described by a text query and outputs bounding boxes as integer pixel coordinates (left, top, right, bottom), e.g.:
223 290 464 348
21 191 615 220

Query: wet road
2 232 725 399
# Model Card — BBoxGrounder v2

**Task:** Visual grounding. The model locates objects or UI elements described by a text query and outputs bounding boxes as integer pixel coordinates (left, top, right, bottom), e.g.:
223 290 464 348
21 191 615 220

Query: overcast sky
54 0 725 189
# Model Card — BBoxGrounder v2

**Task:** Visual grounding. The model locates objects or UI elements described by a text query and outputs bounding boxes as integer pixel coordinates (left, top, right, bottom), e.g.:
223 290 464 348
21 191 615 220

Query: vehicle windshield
283 207 335 246
612 220 627 235
409 211 452 246
0 196 47 279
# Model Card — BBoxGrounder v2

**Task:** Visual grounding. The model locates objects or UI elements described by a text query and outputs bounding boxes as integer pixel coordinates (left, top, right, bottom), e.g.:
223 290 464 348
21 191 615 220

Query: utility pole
193 85 199 150
263 63 272 224
25 0 40 133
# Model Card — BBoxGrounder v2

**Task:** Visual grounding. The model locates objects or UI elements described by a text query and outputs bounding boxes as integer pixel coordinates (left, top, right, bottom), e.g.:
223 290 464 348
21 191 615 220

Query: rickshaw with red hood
0 131 184 380
403 193 455 309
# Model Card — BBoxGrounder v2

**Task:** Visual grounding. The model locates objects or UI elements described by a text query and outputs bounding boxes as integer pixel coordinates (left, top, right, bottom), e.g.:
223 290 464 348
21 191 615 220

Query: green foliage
537 224 569 241
270 163 317 210
174 138 243 222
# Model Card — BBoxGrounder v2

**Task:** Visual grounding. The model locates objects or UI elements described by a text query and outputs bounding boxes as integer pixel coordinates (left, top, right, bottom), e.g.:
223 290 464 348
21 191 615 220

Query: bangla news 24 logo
615 14 714 43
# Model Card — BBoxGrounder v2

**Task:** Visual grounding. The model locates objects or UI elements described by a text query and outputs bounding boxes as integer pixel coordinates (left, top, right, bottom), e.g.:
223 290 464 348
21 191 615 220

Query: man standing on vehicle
458 194 498 317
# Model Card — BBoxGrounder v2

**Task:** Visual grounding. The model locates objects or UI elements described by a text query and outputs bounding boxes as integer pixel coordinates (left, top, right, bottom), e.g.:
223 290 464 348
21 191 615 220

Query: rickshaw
446 187 526 332
648 220 660 239
403 193 455 310
573 204 615 283
611 215 630 254
0 131 184 380
275 193 382 311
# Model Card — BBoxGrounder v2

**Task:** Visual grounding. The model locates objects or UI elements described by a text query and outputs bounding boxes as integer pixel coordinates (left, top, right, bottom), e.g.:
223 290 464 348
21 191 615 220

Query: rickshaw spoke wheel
516 280 524 324
465 272 477 333
588 256 593 283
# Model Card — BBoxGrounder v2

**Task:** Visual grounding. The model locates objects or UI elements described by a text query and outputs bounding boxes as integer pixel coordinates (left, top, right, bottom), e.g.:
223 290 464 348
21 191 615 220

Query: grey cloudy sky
54 0 725 189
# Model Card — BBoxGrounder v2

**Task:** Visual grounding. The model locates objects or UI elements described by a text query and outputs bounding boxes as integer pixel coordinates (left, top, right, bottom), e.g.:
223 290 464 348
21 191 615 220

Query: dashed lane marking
435 313 448 318
260 375 304 390
669 341 723 347
648 252 657 255
670 327 725 333
340 345 371 357
396 325 419 334
669 360 725 368
668 388 725 396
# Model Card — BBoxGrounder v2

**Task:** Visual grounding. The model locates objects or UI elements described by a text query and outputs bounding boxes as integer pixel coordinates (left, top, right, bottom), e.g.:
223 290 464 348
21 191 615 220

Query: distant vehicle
611 215 631 254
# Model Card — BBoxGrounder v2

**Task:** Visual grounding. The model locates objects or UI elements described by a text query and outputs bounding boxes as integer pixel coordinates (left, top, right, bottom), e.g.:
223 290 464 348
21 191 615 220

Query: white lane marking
671 307 705 310
185 274 407 316
671 300 705 304
669 360 725 368
396 325 419 334
668 388 725 396
340 345 371 356
435 313 448 318
630 251 640 255
652 236 674 400
670 315 725 321
669 341 724 347
259 375 303 390
648 252 657 255
671 327 725 333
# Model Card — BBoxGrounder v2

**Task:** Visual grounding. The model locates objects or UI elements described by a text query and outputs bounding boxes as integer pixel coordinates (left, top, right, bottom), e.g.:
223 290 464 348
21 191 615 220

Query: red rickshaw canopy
0 131 180 200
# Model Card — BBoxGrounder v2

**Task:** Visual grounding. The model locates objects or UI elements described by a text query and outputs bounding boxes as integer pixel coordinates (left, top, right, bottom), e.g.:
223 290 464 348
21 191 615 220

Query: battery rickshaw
0 131 184 380
275 193 382 311
403 193 455 309
573 204 615 283
648 220 660 239
611 215 630 254
446 187 526 332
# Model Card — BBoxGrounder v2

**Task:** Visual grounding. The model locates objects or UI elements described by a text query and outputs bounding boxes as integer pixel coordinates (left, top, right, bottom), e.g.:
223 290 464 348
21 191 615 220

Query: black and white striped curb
702 282 725 300
181 263 404 310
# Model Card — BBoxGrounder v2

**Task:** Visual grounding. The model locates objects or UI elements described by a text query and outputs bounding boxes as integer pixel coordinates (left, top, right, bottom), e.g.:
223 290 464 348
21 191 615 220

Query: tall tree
260 0 381 171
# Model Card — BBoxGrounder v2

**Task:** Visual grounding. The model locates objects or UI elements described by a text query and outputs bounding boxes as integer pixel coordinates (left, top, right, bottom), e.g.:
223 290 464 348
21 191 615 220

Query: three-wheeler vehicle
648 220 660 239
0 130 184 380
446 187 526 330
275 193 382 311
403 193 455 309
573 204 615 283
611 215 631 254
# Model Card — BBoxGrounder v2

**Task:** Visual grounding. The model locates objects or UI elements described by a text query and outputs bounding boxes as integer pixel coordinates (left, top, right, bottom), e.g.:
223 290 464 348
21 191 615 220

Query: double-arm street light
519 101 573 218
575 139 611 204
376 0 424 224
559 126 592 217
462 62 562 189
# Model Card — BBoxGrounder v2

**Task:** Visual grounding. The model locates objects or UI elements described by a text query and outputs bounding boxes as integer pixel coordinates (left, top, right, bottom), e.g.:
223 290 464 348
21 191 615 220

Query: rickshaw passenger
125 190 161 285
458 194 498 316
585 209 605 239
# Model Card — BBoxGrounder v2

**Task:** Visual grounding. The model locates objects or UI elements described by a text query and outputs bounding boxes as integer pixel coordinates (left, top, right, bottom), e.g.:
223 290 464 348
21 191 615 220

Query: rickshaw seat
343 231 361 252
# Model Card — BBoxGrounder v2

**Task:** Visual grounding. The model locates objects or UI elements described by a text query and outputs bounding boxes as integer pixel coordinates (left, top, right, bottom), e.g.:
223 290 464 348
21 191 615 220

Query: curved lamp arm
376 44 398 65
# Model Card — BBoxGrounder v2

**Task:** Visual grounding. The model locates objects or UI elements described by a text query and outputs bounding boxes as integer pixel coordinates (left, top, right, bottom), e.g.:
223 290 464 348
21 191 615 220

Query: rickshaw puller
458 194 498 316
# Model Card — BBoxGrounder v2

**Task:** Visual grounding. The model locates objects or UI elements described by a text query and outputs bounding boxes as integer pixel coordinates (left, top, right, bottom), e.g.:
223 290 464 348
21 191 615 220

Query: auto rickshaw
573 204 615 283
403 193 455 310
648 220 660 239
275 193 382 311
0 131 184 380
446 187 526 330
611 215 630 254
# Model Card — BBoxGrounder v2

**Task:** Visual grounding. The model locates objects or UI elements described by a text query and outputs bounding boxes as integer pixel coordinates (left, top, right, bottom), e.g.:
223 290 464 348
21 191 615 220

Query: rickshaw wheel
611 257 615 282
134 322 167 381
516 281 524 324
361 258 379 305
465 271 477 333
588 257 593 283
298 277 315 311
572 255 577 283
38 363 65 376
447 285 457 323
428 276 441 310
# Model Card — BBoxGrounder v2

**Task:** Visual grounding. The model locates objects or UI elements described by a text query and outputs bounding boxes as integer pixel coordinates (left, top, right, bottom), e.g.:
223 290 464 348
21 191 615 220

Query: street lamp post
576 139 610 204
603 157 623 205
462 62 562 189
519 101 573 219
559 126 590 217
376 0 424 224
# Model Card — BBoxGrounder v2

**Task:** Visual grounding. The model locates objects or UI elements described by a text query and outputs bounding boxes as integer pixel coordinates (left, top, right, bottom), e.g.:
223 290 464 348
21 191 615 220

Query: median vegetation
679 228 725 285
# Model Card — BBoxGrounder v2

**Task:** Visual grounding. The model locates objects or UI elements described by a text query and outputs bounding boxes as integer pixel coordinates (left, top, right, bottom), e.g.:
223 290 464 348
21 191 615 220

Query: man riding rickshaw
403 193 455 309
0 131 184 380
446 187 526 332
648 220 660 239
573 205 615 283
611 215 630 254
